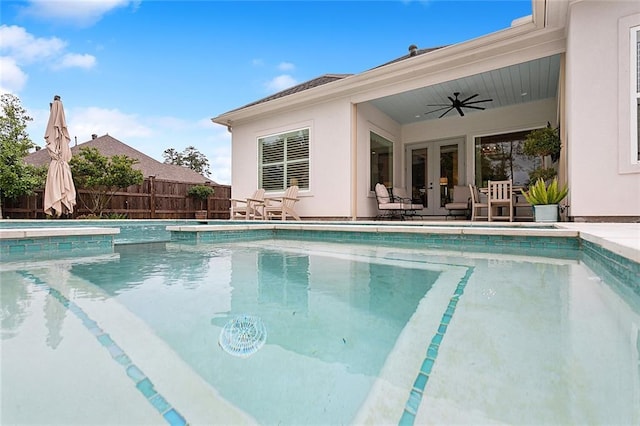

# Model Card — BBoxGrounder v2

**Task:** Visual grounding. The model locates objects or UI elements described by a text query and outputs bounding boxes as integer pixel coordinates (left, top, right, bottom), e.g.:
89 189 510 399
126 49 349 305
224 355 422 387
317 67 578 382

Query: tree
0 94 47 218
163 145 211 177
70 147 144 217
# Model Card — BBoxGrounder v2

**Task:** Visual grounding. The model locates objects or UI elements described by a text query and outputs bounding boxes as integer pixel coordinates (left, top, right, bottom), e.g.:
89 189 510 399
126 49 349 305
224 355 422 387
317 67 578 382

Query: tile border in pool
18 271 188 426
399 266 475 425
167 223 582 253
0 227 119 258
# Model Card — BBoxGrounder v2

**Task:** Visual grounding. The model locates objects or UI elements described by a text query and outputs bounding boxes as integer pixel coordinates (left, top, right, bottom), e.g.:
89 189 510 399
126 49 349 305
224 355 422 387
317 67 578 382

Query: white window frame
258 127 310 192
618 15 640 173
369 130 394 192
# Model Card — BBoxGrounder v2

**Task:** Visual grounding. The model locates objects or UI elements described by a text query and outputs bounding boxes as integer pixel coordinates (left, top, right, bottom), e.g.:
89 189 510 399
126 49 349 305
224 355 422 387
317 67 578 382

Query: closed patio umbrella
44 95 76 217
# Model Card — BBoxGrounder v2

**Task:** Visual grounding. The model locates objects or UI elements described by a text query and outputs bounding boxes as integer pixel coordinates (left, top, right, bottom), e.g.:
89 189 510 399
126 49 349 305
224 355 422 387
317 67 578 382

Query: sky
1 0 532 185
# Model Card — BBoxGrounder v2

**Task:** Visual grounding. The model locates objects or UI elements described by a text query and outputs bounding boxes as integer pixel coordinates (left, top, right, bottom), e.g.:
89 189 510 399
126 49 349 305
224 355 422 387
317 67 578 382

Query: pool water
2 238 639 425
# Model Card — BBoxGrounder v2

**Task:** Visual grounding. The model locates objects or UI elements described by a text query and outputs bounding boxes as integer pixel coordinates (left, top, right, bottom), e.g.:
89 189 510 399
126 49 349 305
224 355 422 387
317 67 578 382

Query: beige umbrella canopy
44 95 76 217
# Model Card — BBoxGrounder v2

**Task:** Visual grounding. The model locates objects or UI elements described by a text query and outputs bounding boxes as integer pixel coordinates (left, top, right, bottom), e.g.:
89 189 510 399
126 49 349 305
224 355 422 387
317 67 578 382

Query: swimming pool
2 229 639 425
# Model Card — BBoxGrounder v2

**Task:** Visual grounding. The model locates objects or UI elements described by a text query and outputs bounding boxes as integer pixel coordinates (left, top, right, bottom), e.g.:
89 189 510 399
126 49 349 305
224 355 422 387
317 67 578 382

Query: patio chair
375 183 409 220
230 188 266 220
391 187 424 218
513 191 533 221
264 185 301 220
444 185 471 219
488 179 513 222
468 184 488 221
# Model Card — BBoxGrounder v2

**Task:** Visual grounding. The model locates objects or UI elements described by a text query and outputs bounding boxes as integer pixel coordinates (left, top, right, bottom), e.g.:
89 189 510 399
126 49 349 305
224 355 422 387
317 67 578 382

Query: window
618 15 640 173
259 128 309 191
370 132 393 190
632 26 640 162
474 130 537 187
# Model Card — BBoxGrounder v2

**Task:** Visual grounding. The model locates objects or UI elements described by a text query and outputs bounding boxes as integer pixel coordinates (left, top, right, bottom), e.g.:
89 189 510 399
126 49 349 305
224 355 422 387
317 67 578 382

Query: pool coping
0 227 120 239
1 222 638 265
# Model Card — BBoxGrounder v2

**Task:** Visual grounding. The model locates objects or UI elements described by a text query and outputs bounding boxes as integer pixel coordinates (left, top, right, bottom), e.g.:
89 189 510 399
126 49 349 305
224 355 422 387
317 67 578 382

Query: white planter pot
533 204 559 222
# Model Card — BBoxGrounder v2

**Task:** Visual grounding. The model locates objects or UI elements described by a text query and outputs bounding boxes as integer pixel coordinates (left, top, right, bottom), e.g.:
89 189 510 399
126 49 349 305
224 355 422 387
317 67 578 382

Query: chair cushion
445 202 468 210
379 202 404 210
375 183 391 204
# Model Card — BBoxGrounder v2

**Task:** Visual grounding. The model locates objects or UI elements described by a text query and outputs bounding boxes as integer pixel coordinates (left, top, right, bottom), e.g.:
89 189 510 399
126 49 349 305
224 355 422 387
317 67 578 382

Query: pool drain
219 315 267 358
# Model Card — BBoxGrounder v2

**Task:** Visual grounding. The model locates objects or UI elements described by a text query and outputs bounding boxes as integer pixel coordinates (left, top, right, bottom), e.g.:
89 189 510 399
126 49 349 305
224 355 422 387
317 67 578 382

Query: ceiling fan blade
426 103 452 107
455 106 465 117
463 105 486 110
439 107 454 118
461 94 479 103
447 96 456 103
425 106 453 114
464 98 493 105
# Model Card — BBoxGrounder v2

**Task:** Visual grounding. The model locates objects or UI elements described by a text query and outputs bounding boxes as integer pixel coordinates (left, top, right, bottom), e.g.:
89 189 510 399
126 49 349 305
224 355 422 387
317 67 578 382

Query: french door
406 138 464 216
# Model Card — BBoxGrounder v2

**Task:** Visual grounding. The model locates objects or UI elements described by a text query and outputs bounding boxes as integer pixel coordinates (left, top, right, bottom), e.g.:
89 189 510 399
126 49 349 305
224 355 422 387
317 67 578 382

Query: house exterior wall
565 0 640 218
230 99 353 218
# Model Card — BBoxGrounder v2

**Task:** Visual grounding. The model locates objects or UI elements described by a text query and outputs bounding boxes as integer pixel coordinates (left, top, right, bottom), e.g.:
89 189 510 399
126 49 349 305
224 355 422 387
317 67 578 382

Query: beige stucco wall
565 0 640 218
230 99 353 218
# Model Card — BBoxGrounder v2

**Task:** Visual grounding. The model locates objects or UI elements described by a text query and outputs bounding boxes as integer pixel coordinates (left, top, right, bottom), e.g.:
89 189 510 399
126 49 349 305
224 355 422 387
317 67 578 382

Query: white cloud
0 25 96 94
21 0 138 27
70 106 153 140
55 53 97 70
0 25 66 64
278 62 295 71
0 57 28 93
265 74 297 93
252 58 264 67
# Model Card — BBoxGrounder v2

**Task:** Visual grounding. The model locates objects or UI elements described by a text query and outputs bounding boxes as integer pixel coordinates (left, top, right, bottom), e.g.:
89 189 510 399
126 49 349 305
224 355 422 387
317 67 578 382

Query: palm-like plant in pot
521 177 568 222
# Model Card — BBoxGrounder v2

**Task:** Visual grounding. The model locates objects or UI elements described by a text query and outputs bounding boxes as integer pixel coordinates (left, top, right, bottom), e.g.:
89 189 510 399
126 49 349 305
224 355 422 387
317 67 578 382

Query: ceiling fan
425 92 493 118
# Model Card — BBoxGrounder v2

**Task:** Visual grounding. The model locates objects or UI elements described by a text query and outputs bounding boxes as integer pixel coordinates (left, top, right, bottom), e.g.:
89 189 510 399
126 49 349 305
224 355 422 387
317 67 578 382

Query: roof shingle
26 134 216 184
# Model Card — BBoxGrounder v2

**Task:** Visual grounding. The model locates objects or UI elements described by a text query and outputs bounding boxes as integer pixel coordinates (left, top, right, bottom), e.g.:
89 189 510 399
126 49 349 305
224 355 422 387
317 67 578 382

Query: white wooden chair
264 185 301 220
488 180 513 222
230 188 266 220
468 184 488 221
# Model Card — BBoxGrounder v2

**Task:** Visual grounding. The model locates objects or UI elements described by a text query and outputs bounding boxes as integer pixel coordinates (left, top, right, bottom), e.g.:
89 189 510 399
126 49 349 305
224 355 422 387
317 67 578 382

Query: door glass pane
411 148 427 208
370 132 393 190
439 144 458 207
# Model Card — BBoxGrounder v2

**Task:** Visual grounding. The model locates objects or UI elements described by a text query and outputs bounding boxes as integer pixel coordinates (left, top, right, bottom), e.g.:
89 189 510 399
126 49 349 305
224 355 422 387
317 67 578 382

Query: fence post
149 176 156 219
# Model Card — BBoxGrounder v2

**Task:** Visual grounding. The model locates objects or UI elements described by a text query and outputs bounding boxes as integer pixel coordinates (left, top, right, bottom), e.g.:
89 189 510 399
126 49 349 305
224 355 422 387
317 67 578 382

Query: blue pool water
2 235 639 425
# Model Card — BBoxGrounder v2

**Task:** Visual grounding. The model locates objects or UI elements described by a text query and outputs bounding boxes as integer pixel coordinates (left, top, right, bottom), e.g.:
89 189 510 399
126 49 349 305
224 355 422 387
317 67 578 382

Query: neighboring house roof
26 134 216 184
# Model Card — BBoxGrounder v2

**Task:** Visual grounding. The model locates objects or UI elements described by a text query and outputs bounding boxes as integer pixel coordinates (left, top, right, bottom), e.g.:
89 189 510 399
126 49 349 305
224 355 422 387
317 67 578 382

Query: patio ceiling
368 54 561 125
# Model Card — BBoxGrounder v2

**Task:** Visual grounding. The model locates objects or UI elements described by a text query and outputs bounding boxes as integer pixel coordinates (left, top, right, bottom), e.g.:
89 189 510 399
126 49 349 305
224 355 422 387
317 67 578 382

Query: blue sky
1 0 532 184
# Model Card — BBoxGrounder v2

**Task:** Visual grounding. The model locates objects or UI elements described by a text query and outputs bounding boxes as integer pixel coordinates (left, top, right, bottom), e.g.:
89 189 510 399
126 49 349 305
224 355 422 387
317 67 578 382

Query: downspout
351 103 358 221
558 52 569 220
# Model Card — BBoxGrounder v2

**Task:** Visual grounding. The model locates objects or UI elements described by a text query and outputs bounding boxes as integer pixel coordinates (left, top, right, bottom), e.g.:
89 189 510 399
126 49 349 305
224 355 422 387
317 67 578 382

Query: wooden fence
2 177 231 220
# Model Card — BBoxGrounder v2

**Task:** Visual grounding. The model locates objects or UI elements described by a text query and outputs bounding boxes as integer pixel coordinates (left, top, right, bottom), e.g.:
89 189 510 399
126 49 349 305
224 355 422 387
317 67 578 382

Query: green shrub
187 184 214 200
